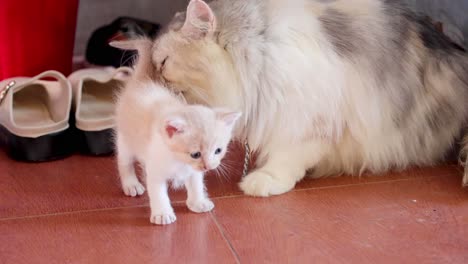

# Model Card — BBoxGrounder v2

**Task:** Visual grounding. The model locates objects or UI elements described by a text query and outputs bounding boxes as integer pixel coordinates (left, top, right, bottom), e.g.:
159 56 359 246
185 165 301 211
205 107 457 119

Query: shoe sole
75 128 115 156
0 125 75 162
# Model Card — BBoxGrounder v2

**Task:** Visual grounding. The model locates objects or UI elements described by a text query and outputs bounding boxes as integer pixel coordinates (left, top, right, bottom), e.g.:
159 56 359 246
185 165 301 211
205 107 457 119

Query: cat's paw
121 180 145 197
186 199 214 213
239 171 294 197
150 211 177 225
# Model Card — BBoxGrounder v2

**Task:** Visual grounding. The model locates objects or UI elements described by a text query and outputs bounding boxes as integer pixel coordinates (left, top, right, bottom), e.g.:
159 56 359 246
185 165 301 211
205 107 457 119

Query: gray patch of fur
319 8 361 57
318 3 415 124
426 94 458 131
319 0 468 152
378 1 416 125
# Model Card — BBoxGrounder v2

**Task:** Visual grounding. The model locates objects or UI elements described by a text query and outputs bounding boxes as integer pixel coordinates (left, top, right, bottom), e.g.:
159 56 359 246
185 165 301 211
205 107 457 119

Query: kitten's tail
109 37 155 81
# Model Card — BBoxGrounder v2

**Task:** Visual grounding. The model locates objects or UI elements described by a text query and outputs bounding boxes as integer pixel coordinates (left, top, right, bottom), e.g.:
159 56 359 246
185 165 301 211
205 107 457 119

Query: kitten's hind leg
240 140 330 197
116 134 145 197
185 172 214 213
460 134 468 187
463 170 468 187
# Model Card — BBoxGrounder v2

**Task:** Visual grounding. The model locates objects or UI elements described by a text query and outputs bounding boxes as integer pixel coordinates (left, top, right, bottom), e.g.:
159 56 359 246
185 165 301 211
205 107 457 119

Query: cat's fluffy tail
109 38 155 81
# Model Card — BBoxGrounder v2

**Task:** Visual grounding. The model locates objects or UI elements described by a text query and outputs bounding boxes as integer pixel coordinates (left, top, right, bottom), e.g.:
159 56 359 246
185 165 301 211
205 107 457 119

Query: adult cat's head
152 0 240 107
162 105 241 172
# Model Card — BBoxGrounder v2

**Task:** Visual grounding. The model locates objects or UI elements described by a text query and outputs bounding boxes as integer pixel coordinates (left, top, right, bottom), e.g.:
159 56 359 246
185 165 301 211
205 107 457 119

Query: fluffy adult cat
139 0 468 197
114 39 241 224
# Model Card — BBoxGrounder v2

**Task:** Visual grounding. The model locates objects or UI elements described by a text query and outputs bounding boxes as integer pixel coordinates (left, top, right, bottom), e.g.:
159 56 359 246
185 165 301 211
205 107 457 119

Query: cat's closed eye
160 56 168 71
215 148 222 155
190 151 201 159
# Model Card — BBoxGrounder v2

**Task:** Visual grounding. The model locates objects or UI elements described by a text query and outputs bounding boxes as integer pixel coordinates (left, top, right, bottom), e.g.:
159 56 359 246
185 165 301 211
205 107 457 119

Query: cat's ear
165 117 187 138
181 0 216 39
215 109 242 129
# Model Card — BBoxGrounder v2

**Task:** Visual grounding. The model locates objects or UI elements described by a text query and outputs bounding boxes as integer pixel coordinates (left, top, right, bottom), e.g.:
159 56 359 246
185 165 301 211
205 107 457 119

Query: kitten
113 40 241 225
139 0 468 197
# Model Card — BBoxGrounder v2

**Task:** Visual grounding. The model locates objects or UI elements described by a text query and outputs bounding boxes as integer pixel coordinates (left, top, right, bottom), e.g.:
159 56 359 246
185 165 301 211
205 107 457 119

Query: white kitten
114 79 240 225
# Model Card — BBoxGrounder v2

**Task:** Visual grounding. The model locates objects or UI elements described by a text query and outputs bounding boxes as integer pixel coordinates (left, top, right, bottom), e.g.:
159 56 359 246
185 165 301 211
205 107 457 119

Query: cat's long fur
148 0 468 196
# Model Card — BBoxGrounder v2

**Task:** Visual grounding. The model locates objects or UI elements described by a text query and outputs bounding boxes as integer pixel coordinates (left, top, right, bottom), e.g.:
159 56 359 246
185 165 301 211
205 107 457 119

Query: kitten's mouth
196 166 211 173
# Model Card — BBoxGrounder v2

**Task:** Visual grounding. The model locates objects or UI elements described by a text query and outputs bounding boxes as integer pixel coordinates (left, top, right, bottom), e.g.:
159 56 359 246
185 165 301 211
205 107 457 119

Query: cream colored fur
146 0 468 196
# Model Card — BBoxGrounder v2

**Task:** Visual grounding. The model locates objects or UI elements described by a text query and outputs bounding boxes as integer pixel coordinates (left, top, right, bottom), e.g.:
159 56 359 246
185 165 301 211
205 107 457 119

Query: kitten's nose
201 162 211 171
199 163 207 171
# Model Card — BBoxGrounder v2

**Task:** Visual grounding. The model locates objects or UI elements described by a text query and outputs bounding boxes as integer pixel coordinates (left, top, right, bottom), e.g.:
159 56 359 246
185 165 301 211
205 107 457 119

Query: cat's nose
201 159 208 168
200 164 208 171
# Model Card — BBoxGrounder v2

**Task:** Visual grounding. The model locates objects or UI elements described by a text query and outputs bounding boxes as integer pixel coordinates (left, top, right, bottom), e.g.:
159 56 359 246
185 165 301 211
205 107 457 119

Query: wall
404 0 468 49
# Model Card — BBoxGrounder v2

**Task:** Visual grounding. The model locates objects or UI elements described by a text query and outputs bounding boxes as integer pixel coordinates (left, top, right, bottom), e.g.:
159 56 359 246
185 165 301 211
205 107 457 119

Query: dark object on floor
85 17 161 68
0 125 75 162
74 127 115 156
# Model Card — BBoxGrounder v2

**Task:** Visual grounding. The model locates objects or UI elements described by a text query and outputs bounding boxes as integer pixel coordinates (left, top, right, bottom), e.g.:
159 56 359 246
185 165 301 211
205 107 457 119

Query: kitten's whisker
214 169 227 183
221 164 235 172
224 164 236 178
219 161 234 171
222 159 239 165
216 164 231 181
221 160 240 169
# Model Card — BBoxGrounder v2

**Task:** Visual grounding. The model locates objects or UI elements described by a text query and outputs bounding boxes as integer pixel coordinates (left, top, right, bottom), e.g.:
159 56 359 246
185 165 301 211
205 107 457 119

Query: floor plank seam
0 173 456 221
0 200 193 221
0 204 149 222
209 174 452 201
209 211 242 264
293 174 454 193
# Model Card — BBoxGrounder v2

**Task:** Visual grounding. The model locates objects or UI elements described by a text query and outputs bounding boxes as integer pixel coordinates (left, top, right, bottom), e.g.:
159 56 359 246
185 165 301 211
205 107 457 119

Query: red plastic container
0 0 79 79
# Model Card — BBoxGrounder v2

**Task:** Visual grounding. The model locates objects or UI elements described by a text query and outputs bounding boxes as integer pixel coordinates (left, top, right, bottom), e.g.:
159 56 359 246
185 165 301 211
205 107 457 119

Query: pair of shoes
0 66 132 162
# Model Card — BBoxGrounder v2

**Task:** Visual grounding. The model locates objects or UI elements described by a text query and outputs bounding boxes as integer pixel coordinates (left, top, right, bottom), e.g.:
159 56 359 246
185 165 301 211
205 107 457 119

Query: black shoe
85 17 161 68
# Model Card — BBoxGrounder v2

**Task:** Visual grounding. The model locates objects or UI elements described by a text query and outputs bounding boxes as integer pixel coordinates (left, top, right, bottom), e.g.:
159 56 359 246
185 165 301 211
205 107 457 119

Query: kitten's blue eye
190 152 201 159
215 148 222 155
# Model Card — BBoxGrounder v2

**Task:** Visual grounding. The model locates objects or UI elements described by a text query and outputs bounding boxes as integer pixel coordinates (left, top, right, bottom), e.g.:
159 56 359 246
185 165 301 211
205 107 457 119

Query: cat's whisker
191 88 211 103
222 159 239 165
218 161 235 172
213 168 226 183
215 164 231 182
221 160 241 169
215 165 228 180
120 51 138 68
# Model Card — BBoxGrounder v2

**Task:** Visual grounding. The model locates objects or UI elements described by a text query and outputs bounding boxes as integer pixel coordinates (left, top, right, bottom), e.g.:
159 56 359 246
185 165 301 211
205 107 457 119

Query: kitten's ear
181 0 216 39
216 109 242 128
165 117 187 138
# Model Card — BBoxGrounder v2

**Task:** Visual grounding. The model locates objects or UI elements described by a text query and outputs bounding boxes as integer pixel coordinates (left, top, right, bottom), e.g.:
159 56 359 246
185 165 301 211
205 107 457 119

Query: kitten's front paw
187 199 214 213
122 179 145 197
150 211 177 225
239 171 294 197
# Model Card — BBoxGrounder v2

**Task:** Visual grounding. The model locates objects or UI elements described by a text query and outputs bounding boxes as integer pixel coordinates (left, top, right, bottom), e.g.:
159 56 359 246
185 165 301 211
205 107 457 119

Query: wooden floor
1 143 467 263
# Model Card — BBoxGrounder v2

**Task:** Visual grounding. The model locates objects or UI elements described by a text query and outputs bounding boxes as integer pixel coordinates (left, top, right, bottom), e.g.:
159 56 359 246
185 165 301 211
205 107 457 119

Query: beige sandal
0 71 73 161
68 66 133 155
